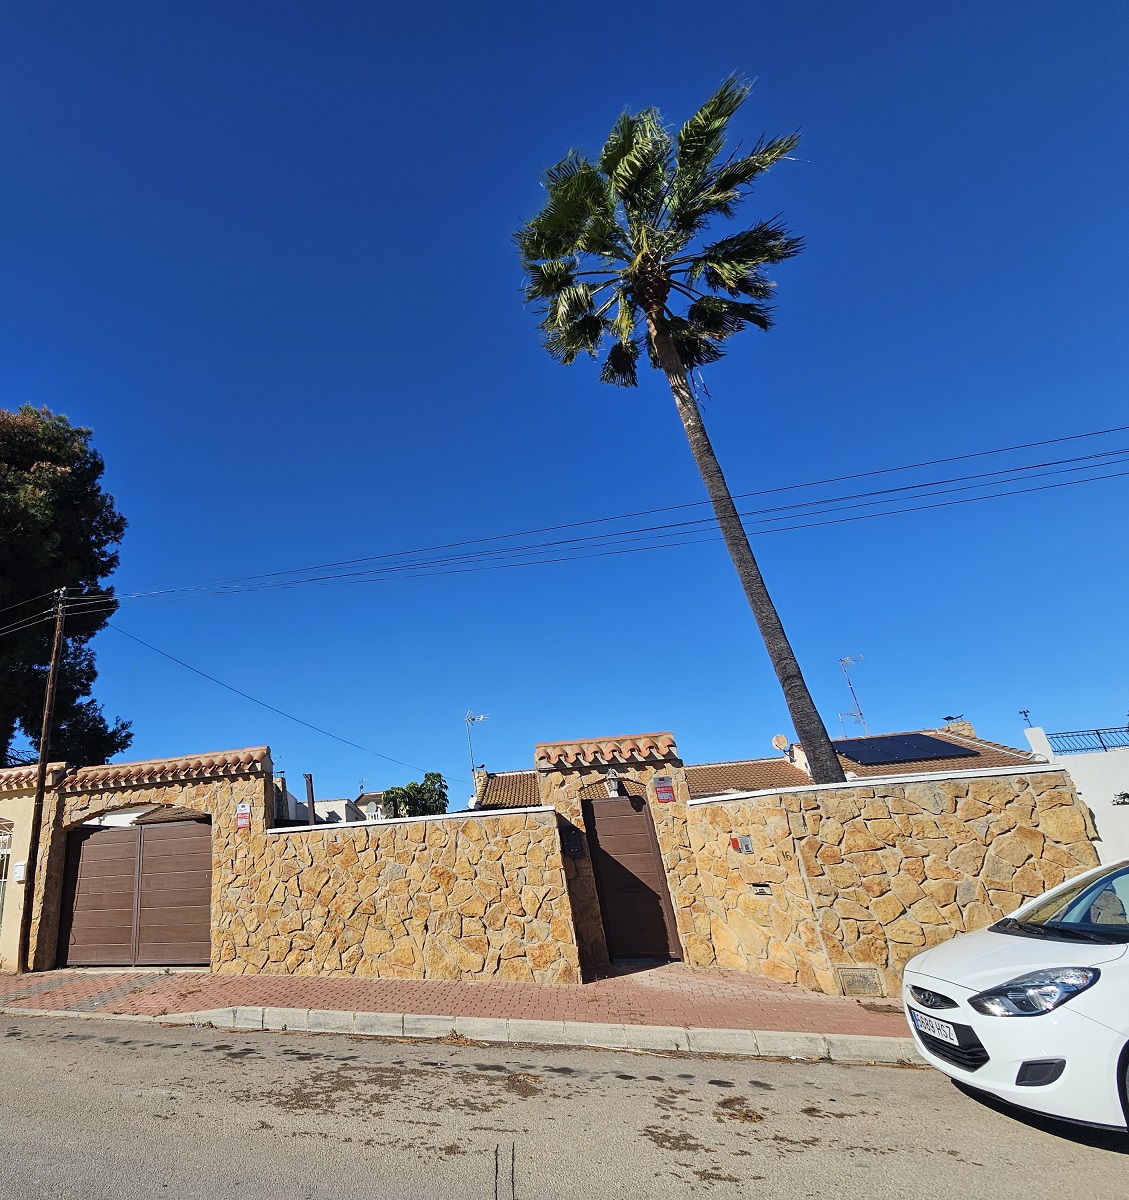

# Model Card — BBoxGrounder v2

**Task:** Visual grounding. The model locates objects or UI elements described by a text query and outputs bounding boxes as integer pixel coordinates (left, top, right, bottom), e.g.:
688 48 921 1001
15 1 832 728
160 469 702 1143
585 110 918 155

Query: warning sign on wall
652 775 676 803
236 803 252 830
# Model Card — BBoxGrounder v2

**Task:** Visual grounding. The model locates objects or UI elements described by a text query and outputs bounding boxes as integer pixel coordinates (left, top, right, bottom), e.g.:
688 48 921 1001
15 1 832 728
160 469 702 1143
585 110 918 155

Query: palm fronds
516 78 800 388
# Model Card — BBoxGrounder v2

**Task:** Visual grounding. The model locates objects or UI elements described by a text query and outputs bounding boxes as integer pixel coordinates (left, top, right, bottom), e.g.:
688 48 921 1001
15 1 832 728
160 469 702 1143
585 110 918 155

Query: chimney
471 767 489 806
943 719 976 739
787 743 812 779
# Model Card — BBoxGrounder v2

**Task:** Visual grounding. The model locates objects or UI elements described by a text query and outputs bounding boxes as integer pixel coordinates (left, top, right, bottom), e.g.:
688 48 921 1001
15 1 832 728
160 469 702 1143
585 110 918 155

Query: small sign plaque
236 802 252 830
652 774 676 803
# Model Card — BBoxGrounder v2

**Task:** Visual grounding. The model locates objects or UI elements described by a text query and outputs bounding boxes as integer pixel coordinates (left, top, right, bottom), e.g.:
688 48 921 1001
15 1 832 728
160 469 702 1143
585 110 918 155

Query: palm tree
515 78 845 784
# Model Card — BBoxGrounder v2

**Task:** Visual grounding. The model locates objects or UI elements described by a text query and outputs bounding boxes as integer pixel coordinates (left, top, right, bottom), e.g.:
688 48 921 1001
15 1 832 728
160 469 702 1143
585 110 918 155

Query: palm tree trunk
646 318 845 784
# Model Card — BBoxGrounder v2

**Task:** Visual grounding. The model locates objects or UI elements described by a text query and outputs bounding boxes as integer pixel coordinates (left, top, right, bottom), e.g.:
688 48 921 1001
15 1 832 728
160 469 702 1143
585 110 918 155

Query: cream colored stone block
947 841 986 875
921 879 957 907
1002 864 1040 895
363 926 394 957
842 823 884 853
834 899 872 922
869 894 905 924
889 874 926 907
988 890 1022 915
1037 805 1088 847
825 862 864 889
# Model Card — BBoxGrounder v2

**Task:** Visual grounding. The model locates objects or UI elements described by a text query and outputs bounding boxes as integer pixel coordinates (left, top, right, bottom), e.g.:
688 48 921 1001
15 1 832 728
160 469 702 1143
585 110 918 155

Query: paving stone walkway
0 962 907 1038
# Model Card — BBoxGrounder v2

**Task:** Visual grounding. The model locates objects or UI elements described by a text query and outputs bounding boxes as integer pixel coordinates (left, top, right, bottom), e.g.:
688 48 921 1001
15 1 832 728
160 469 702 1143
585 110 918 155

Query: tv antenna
465 711 488 780
838 656 869 736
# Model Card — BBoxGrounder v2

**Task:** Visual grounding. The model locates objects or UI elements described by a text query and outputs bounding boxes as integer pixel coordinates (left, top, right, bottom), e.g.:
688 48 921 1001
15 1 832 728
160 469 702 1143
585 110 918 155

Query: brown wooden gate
582 793 680 961
57 819 212 967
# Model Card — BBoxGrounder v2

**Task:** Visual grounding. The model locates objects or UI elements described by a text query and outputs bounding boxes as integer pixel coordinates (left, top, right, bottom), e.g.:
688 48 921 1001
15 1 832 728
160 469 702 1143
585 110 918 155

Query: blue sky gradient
2 2 1126 803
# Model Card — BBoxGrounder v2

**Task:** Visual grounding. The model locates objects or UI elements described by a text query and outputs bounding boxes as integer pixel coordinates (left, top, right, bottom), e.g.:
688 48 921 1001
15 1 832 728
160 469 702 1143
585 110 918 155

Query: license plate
910 1008 959 1046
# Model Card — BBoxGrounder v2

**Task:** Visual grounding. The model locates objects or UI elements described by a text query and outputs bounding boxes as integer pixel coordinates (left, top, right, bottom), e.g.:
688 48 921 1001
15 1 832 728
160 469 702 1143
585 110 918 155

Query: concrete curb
0 1003 923 1066
157 1005 926 1066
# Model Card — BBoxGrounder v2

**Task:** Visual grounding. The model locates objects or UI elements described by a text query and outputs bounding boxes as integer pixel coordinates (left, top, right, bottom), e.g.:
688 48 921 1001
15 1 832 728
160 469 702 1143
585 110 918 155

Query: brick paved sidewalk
0 963 907 1038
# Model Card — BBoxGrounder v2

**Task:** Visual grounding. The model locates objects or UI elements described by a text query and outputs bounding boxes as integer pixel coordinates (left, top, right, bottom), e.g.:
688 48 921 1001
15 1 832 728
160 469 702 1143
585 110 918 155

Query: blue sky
2 2 1126 804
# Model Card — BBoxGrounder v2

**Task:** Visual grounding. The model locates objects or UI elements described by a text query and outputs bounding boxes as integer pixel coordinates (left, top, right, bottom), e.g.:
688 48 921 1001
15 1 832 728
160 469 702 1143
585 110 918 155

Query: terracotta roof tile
60 747 271 792
0 762 66 793
474 726 1038 809
685 758 810 797
476 771 540 810
534 732 678 769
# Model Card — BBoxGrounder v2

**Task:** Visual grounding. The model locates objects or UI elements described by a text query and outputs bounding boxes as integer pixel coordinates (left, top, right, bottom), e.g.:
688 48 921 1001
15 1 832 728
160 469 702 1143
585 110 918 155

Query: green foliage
382 772 449 819
0 405 131 766
515 76 802 385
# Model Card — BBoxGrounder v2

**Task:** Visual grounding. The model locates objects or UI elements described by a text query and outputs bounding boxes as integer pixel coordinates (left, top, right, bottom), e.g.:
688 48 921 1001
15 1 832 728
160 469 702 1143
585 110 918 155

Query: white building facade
1024 725 1129 864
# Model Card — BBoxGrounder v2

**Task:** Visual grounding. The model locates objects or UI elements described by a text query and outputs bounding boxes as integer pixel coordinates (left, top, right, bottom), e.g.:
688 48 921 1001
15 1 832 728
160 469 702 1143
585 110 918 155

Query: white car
903 859 1129 1130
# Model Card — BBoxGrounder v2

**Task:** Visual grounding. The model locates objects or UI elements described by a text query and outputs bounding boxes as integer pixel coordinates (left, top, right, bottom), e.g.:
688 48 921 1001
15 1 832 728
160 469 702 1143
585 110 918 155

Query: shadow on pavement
953 1081 1129 1154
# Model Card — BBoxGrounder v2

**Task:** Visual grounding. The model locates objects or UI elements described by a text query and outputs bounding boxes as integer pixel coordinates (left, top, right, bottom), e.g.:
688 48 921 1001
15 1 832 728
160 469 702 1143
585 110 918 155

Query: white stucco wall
0 793 34 973
1025 728 1129 863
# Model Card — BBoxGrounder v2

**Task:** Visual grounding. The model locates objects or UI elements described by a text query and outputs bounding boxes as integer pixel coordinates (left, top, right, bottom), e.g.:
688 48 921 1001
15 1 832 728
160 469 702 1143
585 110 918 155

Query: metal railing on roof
1047 727 1129 755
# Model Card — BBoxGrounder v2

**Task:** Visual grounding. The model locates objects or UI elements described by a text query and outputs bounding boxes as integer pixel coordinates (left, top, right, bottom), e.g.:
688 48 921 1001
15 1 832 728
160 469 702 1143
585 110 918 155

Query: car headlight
968 967 1100 1016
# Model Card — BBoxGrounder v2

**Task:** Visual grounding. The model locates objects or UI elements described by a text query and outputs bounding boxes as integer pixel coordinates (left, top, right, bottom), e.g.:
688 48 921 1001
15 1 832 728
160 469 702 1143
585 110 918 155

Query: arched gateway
57 809 213 966
0 747 272 972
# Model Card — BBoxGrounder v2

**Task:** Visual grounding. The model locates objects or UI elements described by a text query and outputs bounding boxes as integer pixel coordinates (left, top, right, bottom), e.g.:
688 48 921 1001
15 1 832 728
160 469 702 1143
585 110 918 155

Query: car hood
907 926 1127 991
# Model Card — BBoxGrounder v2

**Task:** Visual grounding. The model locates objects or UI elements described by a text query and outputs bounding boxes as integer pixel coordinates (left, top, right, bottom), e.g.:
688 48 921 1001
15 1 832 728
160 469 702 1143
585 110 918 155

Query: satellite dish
771 734 789 752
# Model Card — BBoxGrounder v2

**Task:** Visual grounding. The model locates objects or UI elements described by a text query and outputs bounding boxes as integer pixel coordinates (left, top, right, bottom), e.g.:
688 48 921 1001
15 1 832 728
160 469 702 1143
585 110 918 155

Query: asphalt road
0 1015 1124 1199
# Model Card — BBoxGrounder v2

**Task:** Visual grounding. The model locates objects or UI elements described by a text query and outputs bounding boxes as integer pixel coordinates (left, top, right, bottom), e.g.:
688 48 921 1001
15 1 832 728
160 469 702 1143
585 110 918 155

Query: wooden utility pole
16 588 67 975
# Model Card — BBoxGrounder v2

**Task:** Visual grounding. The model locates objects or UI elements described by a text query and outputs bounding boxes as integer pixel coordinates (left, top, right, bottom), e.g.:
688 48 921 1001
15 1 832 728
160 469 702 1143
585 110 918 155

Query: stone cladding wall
218 809 580 983
3 746 1100 996
2 755 580 983
684 768 1100 995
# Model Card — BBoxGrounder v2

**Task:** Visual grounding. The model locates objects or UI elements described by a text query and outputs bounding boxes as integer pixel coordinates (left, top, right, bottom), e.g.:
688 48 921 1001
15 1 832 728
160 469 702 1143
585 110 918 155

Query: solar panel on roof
831 733 979 766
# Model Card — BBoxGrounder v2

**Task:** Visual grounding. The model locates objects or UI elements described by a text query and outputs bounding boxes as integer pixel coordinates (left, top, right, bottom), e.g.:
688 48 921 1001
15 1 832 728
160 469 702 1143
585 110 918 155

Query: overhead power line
0 590 60 619
97 422 1129 600
84 446 1129 604
3 424 1128 634
3 424 1124 786
2 442 1127 636
2 457 1120 643
106 623 464 784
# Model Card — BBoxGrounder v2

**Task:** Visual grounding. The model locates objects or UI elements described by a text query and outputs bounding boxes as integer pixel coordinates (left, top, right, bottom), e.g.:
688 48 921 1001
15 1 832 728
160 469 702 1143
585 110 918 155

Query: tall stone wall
218 809 580 983
684 794 836 992
1 751 581 984
686 768 1100 995
3 746 1100 996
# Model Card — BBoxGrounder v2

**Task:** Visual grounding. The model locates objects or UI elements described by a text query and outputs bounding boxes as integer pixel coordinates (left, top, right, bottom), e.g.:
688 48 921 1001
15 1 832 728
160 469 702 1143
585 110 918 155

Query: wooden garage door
136 821 212 965
583 794 680 961
58 820 212 967
58 827 138 966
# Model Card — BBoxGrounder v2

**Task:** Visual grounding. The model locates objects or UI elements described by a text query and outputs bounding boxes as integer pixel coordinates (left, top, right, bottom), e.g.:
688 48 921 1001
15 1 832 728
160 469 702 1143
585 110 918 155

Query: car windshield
996 863 1129 943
